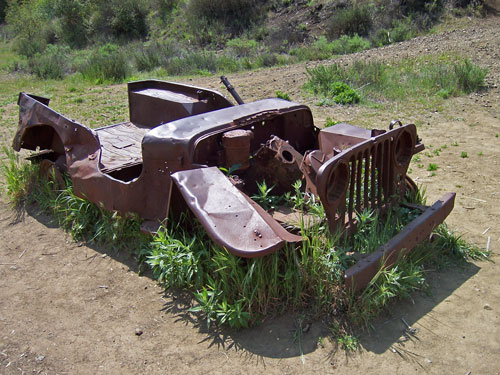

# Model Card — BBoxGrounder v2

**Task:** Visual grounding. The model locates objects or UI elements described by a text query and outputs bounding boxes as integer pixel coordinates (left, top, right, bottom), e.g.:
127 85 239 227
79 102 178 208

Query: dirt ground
1 15 500 375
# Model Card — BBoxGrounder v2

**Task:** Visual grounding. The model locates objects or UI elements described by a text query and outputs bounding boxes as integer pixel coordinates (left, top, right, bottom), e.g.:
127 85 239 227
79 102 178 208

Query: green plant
0 147 38 206
327 5 372 39
2 150 488 332
226 37 259 57
81 44 131 83
461 151 468 158
28 44 70 79
275 90 291 101
304 55 487 106
325 118 340 127
453 59 487 94
187 0 266 43
337 334 359 351
427 163 438 171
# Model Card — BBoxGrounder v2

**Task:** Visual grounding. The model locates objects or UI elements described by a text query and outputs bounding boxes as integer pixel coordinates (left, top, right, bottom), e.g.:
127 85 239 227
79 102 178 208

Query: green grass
1 153 489 334
304 54 487 106
427 163 438 171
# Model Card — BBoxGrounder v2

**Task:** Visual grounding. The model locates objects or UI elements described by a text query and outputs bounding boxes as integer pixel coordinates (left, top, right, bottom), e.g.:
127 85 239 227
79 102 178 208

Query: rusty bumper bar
344 192 456 292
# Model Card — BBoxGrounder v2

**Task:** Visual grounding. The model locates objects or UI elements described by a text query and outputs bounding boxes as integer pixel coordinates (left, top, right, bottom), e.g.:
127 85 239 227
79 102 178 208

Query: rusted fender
344 192 456 292
171 167 302 257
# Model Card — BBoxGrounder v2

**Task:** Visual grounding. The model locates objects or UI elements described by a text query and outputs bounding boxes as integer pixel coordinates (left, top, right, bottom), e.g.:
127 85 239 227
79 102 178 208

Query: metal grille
345 140 394 227
317 124 416 234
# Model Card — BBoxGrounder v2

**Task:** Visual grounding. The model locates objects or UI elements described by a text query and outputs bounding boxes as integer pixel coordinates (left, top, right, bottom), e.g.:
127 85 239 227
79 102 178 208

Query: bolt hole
281 150 294 163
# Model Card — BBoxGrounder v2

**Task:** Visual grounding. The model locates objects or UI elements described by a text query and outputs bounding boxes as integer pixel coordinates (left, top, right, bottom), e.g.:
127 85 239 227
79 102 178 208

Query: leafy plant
337 334 359 351
427 163 438 171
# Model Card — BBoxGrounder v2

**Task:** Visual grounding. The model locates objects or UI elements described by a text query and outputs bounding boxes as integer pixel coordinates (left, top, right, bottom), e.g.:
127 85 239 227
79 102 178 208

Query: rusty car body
13 78 455 291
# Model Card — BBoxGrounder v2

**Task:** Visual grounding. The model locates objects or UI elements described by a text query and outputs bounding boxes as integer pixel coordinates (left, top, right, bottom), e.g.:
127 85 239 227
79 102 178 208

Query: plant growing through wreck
1 154 489 332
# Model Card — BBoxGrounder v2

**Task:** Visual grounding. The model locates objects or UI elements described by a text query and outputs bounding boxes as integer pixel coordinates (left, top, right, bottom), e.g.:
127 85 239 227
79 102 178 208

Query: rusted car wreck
13 78 455 291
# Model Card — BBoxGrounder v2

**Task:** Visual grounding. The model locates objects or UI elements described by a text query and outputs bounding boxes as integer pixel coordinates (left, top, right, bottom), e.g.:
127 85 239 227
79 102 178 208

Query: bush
28 44 70 79
330 82 360 104
327 5 373 39
187 0 266 37
5 0 48 57
133 39 182 71
226 37 259 57
290 35 371 62
453 58 488 94
54 0 90 48
389 19 417 43
88 0 149 42
81 44 131 83
330 34 372 55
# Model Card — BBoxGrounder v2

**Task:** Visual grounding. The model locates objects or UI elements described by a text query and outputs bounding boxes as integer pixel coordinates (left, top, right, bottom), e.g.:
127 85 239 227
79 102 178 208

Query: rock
36 355 45 362
484 304 492 310
135 328 143 336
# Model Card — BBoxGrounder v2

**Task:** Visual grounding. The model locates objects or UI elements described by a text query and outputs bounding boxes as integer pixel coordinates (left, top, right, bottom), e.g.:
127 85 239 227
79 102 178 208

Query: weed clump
81 44 131 83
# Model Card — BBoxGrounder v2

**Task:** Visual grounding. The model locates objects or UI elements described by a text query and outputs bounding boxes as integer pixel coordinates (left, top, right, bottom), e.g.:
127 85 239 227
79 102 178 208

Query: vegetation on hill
0 0 487 82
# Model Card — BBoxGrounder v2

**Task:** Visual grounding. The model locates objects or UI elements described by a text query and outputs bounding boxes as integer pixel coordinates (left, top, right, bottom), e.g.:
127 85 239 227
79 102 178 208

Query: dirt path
1 16 500 374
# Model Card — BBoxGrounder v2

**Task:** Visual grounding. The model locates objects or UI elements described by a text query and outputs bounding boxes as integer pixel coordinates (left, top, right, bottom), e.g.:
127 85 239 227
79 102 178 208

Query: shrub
54 0 90 48
329 82 360 104
88 0 149 42
226 37 259 57
187 0 266 41
389 19 417 43
5 0 48 57
330 34 372 55
133 39 182 71
327 5 373 39
28 44 70 79
81 44 131 83
453 59 487 94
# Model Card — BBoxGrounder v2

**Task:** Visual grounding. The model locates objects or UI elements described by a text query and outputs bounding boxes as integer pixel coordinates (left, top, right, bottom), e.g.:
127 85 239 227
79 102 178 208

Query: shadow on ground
358 262 480 354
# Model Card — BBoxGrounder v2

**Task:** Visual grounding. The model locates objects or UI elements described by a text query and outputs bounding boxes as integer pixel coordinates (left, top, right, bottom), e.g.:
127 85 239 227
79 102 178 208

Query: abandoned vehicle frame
12 78 455 291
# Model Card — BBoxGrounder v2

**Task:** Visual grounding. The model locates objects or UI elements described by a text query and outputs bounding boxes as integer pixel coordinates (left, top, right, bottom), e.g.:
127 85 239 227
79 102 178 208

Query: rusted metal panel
344 192 456 292
171 167 301 257
128 80 233 127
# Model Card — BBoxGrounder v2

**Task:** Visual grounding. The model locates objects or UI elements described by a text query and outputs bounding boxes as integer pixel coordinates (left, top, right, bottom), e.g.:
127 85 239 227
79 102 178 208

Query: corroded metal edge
344 192 456 292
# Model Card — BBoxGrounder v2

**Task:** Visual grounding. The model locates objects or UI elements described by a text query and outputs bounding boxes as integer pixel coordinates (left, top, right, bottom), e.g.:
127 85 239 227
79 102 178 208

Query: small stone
484 304 492 310
135 328 143 336
36 355 45 362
